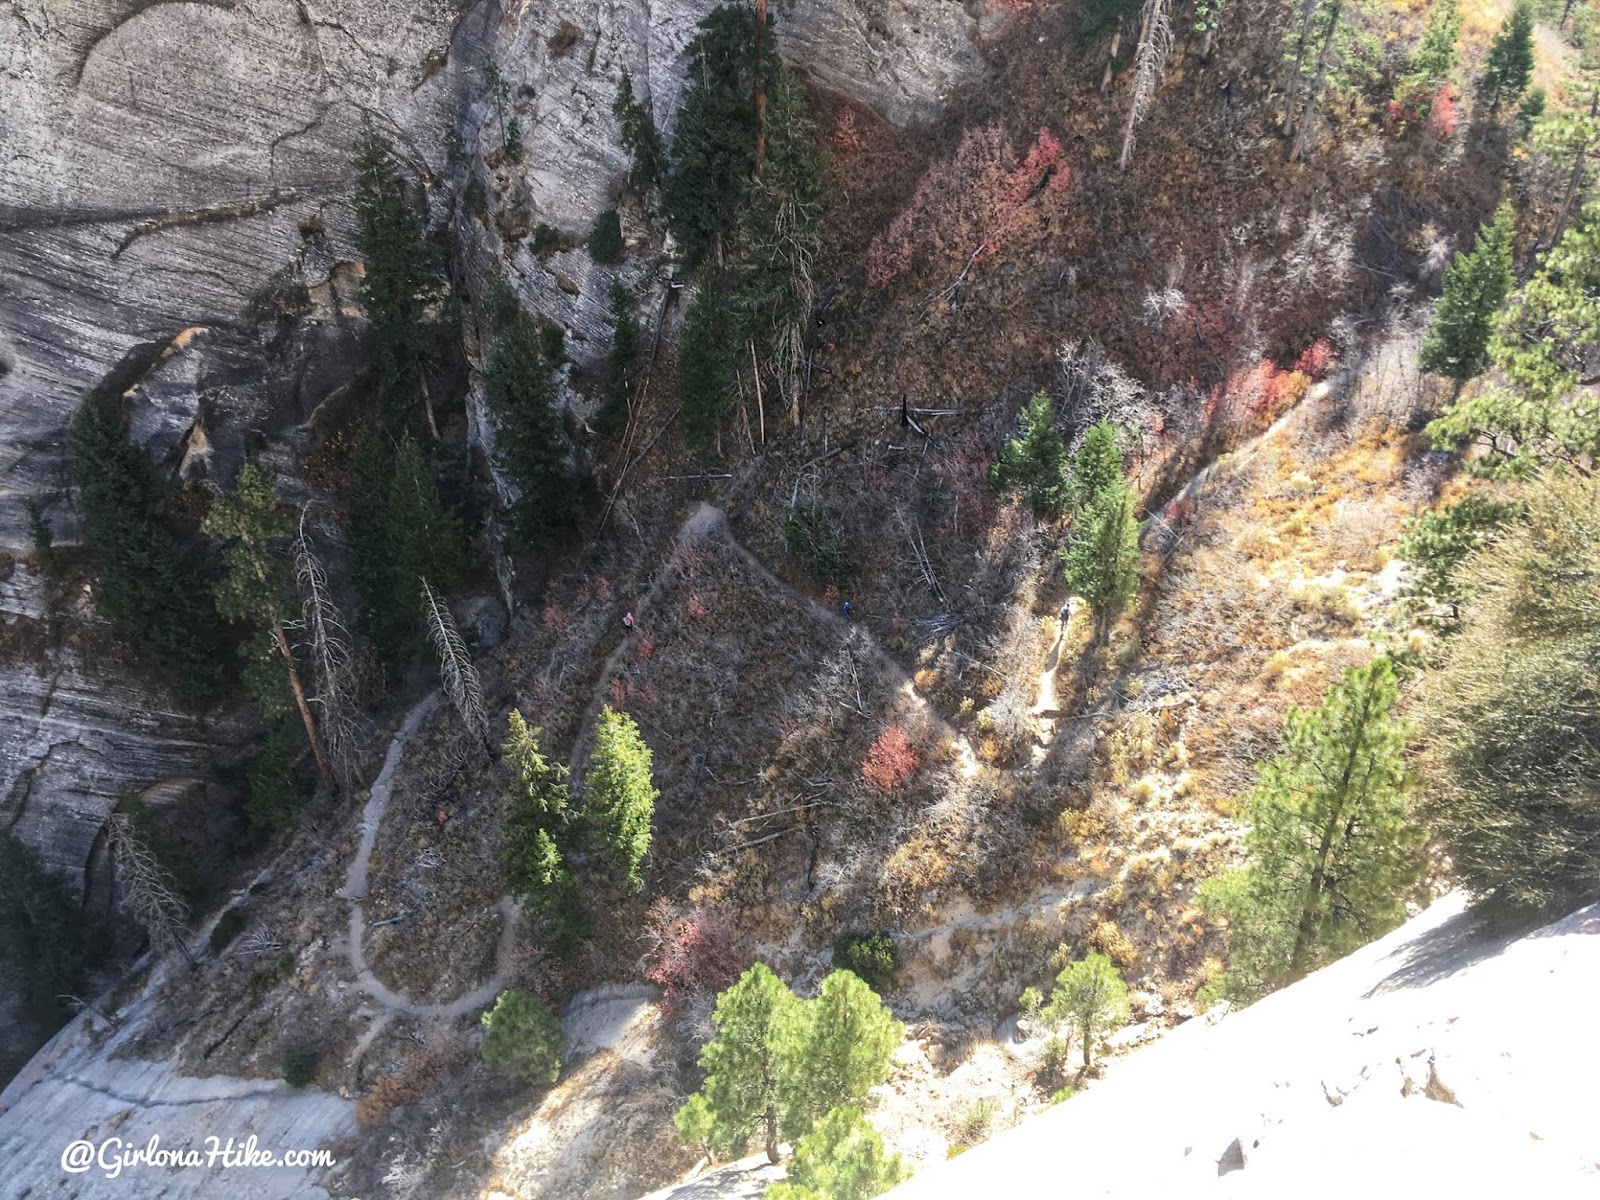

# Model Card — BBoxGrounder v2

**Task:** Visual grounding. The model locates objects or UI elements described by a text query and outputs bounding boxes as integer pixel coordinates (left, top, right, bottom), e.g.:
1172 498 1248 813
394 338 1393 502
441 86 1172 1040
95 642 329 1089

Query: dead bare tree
106 813 193 965
1119 0 1174 171
895 504 948 604
293 511 360 793
421 577 492 755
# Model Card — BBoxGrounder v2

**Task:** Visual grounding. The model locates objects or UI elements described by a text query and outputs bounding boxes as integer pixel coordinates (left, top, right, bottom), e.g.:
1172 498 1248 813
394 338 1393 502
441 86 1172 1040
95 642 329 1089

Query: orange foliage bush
862 725 920 793
355 1040 457 1128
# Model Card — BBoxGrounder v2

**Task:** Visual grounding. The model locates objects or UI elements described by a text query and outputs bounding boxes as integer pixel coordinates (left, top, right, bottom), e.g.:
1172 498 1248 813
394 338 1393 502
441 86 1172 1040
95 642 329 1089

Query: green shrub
532 223 564 257
282 1046 318 1088
587 209 625 263
785 503 852 586
832 931 898 993
249 953 295 1000
481 988 565 1084
955 1098 995 1147
209 907 248 954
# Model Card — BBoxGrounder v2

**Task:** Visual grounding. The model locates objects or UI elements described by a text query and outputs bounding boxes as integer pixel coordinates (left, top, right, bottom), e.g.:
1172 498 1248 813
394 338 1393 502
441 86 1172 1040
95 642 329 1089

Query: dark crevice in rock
110 192 304 260
0 204 190 233
268 104 337 187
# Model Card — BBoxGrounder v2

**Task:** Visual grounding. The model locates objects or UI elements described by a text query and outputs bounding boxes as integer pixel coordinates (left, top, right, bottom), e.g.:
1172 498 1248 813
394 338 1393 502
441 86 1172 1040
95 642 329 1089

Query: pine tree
677 966 901 1165
67 389 226 699
614 68 666 197
1397 491 1522 620
1391 0 1460 123
1198 658 1425 1003
343 427 393 646
1042 953 1130 1068
588 209 625 263
677 962 802 1164
989 393 1069 516
606 279 641 417
782 970 903 1140
25 500 58 577
1418 204 1515 387
353 125 440 432
1429 199 1600 471
485 317 580 550
387 434 468 624
204 464 335 791
500 710 577 924
1408 0 1461 88
661 5 762 267
246 720 302 836
732 63 830 416
1070 420 1125 511
766 1107 910 1200
1476 0 1535 116
584 706 658 892
1421 474 1600 913
679 283 738 446
480 988 566 1084
344 430 467 665
1061 481 1140 640
0 832 103 1024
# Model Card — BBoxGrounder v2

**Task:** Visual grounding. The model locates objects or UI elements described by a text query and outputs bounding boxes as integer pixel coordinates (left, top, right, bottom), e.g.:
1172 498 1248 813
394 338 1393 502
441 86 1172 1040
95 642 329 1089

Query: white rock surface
885 892 1600 1199
0 1004 355 1199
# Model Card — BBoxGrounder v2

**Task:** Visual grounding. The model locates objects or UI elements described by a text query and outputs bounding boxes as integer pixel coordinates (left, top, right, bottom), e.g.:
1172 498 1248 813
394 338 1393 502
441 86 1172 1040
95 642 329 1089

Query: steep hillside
2 0 1592 1193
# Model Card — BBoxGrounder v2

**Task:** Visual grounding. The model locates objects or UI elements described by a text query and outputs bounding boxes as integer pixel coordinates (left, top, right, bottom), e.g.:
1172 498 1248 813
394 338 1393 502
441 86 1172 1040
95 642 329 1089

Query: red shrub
643 901 745 1015
607 675 656 714
862 724 920 793
541 603 572 634
635 635 656 662
1294 338 1334 379
669 543 709 579
866 125 1071 287
1428 86 1460 139
686 590 712 621
1207 358 1312 432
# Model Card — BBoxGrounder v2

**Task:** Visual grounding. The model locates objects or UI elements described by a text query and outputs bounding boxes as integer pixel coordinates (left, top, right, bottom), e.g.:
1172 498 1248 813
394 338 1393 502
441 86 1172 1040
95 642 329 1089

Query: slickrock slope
885 892 1600 1199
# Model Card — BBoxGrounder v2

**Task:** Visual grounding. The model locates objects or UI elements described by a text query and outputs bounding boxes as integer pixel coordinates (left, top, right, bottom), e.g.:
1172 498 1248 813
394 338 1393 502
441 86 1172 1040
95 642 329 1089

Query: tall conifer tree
1418 204 1516 387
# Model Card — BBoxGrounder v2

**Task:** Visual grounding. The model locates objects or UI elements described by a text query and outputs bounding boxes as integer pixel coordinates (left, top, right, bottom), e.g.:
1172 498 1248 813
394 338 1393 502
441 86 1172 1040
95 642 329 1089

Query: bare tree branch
293 510 361 794
421 577 492 754
1119 0 1174 172
106 813 193 965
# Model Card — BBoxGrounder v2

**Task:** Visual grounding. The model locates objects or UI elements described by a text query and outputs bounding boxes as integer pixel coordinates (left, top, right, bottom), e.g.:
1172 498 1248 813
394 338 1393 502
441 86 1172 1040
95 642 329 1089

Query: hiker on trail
841 600 853 618
623 612 635 631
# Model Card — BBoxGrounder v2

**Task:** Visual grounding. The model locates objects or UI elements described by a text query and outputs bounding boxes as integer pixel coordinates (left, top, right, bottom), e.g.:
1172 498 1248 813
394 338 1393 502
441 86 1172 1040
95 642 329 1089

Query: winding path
337 691 521 1019
569 502 978 780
